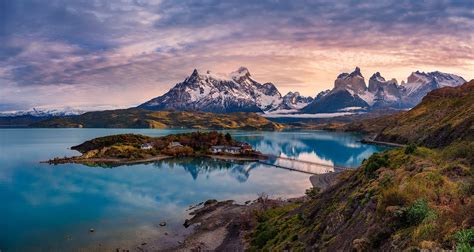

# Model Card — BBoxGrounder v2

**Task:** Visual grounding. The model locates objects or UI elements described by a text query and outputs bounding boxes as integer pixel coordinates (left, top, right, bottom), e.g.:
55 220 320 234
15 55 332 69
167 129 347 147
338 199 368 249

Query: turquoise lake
0 129 387 251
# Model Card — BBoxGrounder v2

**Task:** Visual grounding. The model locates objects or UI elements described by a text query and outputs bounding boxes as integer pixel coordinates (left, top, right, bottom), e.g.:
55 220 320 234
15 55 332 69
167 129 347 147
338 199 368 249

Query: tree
225 133 232 143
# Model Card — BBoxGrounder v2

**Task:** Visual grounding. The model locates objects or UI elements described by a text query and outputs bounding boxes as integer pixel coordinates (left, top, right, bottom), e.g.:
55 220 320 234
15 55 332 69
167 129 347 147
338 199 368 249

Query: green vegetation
403 199 436 226
71 134 152 153
30 108 284 130
405 143 417 154
363 153 390 178
249 203 305 251
454 228 474 251
248 142 473 250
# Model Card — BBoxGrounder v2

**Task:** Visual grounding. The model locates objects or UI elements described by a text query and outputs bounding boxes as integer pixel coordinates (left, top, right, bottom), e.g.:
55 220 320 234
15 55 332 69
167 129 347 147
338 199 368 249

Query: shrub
380 187 408 208
225 132 233 142
305 187 320 199
405 143 417 154
364 153 390 178
252 223 278 248
405 199 436 226
454 228 474 252
441 141 474 166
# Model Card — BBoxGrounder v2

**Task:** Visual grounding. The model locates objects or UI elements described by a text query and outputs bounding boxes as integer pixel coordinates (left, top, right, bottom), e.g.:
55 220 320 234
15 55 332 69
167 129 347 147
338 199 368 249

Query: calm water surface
0 129 386 251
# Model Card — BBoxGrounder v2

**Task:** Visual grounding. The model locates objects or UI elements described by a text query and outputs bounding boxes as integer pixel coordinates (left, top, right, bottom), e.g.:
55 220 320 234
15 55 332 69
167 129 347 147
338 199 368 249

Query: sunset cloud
0 0 473 111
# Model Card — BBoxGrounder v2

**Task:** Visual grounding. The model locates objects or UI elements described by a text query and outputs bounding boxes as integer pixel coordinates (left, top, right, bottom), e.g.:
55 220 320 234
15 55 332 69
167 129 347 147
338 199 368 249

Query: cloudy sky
1 0 473 112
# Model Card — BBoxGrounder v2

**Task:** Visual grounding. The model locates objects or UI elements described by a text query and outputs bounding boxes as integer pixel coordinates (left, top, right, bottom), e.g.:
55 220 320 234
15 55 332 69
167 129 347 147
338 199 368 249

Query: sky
0 0 473 112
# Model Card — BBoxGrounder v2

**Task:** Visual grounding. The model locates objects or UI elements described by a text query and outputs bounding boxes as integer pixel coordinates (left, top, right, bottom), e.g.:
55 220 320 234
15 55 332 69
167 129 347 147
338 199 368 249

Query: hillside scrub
31 109 285 130
248 143 473 251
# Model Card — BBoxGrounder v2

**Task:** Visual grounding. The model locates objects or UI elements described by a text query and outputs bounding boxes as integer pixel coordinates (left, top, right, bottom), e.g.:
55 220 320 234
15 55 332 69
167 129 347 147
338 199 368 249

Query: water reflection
153 157 257 182
234 131 384 168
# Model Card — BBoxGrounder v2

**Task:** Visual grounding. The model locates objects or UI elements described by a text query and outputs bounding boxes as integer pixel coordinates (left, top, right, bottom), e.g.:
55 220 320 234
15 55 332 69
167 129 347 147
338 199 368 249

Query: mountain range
301 67 466 113
139 67 313 113
140 66 466 115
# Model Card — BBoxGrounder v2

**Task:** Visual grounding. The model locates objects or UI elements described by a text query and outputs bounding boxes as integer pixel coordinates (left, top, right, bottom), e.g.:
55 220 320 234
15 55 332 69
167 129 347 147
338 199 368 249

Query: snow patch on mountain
263 112 356 118
358 91 376 106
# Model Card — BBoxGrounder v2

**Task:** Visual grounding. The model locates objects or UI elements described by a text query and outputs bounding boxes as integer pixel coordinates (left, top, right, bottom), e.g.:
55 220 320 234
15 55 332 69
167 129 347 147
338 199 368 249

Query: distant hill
30 108 284 130
0 115 51 127
345 79 474 147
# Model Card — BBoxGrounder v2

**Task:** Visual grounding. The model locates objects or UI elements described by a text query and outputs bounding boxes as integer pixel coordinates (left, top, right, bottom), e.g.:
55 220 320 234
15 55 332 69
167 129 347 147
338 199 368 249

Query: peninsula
45 131 265 165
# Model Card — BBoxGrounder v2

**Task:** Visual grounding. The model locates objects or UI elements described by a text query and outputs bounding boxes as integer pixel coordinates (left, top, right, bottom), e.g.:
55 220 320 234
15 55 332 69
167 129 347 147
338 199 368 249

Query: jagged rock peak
337 72 349 79
230 66 251 81
370 72 385 81
350 66 362 77
334 67 367 93
337 67 364 80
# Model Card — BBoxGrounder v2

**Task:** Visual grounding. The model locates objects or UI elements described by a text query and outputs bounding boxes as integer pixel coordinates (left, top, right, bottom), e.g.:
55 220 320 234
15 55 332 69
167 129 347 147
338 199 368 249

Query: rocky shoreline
159 172 342 251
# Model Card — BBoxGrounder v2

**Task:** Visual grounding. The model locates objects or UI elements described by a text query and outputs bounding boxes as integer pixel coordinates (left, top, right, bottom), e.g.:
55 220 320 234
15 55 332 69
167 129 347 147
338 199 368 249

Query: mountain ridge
302 67 466 113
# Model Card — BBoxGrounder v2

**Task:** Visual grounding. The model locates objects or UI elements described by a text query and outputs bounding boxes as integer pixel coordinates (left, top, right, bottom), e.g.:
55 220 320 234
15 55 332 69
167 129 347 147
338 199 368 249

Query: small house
210 145 242 154
239 142 253 151
211 145 225 153
168 141 183 148
140 143 154 150
226 146 242 154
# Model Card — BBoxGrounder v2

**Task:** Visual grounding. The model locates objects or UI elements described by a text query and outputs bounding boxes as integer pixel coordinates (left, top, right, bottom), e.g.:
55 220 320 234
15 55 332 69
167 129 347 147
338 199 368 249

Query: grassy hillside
30 108 284 130
248 144 473 251
345 80 474 147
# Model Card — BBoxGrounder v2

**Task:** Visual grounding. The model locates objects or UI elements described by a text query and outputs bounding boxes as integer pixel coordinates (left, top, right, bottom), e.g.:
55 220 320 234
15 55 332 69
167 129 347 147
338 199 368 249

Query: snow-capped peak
0 107 85 117
403 70 466 97
139 67 284 113
230 66 252 83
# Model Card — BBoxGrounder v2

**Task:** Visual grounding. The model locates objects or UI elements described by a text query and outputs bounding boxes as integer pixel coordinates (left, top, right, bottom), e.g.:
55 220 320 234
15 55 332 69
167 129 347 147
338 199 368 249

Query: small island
45 131 266 165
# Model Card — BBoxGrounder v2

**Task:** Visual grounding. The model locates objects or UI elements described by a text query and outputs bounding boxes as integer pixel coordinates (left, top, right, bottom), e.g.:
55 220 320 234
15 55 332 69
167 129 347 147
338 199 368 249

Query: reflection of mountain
153 157 259 182
236 132 384 167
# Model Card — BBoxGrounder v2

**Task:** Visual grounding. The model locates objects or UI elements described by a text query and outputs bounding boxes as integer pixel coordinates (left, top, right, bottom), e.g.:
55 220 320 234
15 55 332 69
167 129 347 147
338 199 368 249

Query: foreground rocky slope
247 145 473 251
31 109 284 130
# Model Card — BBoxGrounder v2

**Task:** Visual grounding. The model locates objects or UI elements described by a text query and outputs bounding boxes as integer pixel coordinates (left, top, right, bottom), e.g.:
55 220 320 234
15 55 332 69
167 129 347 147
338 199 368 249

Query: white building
168 142 183 148
140 143 154 150
210 145 242 154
